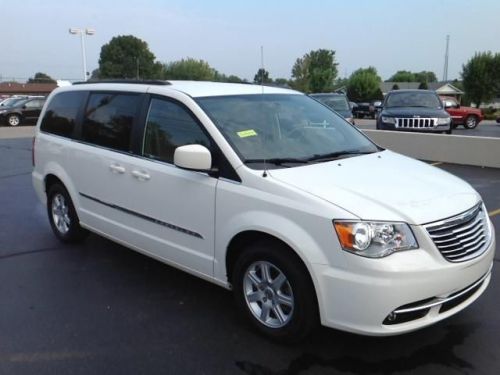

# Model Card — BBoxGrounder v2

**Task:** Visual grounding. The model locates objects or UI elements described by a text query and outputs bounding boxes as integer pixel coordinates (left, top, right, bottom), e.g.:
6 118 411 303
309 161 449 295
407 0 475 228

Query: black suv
0 97 46 126
377 90 452 134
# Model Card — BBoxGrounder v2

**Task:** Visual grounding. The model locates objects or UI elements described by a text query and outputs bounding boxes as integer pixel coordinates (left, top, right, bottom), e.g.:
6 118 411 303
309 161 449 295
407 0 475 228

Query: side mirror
174 144 212 172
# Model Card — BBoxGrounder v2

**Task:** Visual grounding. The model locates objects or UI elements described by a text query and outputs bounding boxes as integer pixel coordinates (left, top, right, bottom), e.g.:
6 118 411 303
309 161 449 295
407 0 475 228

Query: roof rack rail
73 79 171 86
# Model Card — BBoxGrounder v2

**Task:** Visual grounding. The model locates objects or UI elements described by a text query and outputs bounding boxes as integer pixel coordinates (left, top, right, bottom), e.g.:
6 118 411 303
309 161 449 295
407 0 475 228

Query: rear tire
464 115 478 129
7 114 21 126
232 240 318 342
47 184 88 243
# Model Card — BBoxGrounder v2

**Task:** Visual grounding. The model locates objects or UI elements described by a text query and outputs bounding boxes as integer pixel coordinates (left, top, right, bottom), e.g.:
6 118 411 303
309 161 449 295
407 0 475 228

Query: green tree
99 35 163 79
253 68 272 84
493 53 500 95
164 58 218 81
290 56 310 92
273 78 290 87
461 52 498 107
388 70 415 82
414 71 437 83
222 74 245 83
346 67 383 102
90 68 100 80
333 77 349 91
290 49 338 93
388 70 437 83
28 72 56 84
307 49 338 93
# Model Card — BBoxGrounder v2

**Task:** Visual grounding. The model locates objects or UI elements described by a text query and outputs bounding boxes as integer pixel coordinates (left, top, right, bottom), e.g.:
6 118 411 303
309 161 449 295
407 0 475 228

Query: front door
23 99 45 122
75 93 217 277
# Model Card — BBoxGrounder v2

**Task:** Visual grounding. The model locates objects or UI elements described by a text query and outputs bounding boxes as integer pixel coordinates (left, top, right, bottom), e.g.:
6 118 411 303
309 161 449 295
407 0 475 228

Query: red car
441 96 483 129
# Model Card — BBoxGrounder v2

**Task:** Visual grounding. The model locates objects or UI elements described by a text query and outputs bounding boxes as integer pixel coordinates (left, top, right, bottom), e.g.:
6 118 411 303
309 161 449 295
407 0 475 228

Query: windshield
312 95 350 111
196 94 378 168
385 91 442 108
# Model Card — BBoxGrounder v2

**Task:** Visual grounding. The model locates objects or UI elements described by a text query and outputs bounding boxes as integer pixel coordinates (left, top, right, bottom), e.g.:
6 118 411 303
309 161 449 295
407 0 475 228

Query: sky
2 0 499 82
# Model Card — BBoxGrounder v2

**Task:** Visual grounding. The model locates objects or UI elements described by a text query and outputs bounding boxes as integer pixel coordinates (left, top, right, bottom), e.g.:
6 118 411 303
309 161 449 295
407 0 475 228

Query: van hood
268 150 480 225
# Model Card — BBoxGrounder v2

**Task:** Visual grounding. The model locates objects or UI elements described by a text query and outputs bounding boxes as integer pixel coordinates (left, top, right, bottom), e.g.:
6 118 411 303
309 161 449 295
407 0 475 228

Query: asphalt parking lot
0 136 499 375
355 119 500 138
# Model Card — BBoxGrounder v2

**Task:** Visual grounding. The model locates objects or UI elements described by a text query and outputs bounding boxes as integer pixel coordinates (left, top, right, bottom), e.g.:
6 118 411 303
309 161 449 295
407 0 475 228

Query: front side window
143 98 211 164
82 93 139 152
196 94 378 168
41 91 86 138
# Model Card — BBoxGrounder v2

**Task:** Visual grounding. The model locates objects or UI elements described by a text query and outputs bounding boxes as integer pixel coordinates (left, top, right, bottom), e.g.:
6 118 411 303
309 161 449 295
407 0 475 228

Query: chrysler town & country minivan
32 81 495 341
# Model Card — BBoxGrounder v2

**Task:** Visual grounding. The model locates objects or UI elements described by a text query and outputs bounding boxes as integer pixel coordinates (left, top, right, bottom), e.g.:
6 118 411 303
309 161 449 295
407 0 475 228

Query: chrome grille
395 118 436 128
425 204 490 262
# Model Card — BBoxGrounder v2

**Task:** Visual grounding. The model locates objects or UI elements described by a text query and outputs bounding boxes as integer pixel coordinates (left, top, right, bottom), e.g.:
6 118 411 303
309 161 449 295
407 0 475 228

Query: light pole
69 28 95 81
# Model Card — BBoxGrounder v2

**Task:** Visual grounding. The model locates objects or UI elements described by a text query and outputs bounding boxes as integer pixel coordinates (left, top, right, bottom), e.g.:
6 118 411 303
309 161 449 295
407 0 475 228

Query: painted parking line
431 162 444 166
489 208 500 217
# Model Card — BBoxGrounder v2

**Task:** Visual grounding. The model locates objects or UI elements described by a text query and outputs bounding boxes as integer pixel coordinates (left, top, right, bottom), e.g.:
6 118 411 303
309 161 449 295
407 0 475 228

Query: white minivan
33 81 495 341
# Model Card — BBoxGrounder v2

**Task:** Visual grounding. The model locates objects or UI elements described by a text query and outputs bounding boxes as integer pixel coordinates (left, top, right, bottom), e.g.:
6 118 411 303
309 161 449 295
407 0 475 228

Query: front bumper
312 221 495 336
379 121 451 132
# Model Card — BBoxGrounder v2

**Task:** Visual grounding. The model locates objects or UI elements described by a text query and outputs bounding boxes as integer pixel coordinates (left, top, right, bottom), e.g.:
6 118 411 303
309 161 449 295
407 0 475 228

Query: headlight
334 221 418 258
437 117 451 125
381 116 395 124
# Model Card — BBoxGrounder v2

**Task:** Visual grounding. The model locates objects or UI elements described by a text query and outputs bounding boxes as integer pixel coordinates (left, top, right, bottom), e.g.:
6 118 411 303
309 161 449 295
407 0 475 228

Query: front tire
47 184 88 243
7 114 21 126
464 115 478 129
232 241 318 342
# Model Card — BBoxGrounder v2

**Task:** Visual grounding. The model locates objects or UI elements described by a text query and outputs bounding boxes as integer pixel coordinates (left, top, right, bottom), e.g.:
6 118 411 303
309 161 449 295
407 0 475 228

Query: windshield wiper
306 150 375 162
244 157 310 166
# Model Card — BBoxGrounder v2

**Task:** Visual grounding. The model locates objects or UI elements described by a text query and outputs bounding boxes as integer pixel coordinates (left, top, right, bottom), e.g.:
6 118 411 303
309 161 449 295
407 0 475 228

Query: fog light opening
386 312 397 322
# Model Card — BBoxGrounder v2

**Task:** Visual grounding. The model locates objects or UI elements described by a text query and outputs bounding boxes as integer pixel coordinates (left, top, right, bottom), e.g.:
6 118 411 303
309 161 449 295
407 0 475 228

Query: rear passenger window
143 98 211 164
82 93 139 152
41 92 85 138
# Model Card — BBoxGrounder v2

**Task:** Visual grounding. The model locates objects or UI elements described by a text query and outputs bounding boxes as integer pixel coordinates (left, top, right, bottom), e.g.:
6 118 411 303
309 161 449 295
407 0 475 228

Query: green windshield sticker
237 129 258 138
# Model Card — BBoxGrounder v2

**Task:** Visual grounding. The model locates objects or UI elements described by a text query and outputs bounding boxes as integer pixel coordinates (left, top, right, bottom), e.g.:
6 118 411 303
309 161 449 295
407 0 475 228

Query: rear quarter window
40 91 86 138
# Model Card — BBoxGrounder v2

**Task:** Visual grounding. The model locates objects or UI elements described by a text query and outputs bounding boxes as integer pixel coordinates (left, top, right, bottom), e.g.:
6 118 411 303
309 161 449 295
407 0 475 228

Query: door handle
131 170 151 181
109 163 126 174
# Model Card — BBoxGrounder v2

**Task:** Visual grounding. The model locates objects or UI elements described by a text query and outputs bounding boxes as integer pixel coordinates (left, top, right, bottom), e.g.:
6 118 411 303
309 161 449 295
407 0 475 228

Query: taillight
32 137 35 167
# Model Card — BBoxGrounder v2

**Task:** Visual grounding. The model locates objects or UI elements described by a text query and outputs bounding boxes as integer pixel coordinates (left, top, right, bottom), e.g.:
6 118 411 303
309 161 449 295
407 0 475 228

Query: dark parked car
352 102 371 118
309 93 354 123
376 90 452 134
0 97 46 126
352 100 381 119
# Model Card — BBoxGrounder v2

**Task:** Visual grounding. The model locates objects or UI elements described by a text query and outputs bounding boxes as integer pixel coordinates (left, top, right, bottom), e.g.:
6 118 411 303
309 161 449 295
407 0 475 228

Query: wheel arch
225 229 321 300
45 174 65 193
42 164 80 210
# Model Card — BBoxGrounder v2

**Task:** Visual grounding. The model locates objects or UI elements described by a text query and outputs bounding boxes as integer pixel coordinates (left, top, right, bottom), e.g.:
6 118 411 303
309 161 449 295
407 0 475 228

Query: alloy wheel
243 261 294 328
51 193 71 234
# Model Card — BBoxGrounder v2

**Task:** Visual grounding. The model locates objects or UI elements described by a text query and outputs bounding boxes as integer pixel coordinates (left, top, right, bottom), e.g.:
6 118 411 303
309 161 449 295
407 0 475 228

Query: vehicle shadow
67 235 480 375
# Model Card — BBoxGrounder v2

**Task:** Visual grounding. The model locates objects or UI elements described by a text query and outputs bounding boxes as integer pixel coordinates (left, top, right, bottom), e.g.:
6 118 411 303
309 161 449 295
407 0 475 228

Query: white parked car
32 80 495 341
